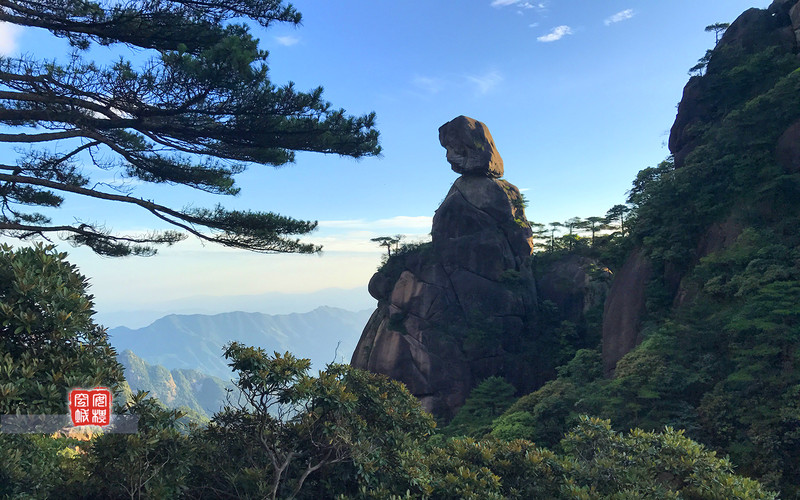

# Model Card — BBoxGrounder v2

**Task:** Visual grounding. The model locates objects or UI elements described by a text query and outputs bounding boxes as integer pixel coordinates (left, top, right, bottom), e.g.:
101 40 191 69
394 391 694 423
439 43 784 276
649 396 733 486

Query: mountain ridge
118 349 234 419
110 306 373 380
97 287 374 328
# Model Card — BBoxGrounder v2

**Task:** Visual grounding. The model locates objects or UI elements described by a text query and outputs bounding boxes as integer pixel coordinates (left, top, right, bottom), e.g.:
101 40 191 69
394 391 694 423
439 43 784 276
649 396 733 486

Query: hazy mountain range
109 306 373 381
97 287 374 329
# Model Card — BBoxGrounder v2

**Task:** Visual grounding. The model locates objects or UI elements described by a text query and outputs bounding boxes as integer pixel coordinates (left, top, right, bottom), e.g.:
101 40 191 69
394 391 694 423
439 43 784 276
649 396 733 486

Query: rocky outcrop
669 0 798 167
605 0 800 374
601 249 652 376
537 255 610 326
439 115 504 178
602 217 748 376
351 116 536 420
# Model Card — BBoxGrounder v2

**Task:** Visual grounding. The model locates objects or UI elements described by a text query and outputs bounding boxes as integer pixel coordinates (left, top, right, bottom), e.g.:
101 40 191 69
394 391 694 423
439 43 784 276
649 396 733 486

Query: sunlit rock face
351 116 536 421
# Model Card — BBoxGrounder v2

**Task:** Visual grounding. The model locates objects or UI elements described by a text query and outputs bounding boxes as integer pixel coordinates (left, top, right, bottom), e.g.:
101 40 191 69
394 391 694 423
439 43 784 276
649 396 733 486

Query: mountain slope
118 350 233 419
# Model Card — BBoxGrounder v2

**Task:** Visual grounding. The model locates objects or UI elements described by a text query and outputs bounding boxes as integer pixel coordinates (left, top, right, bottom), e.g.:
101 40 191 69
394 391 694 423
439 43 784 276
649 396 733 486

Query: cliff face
602 0 800 374
351 116 537 420
670 0 798 168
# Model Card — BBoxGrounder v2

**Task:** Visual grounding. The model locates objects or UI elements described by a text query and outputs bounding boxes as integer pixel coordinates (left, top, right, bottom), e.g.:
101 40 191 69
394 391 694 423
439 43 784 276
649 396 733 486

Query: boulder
438 115 504 178
368 271 394 301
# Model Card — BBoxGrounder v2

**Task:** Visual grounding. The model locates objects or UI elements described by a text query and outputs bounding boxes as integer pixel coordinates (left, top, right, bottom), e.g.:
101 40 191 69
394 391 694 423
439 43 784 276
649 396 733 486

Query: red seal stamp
68 388 112 426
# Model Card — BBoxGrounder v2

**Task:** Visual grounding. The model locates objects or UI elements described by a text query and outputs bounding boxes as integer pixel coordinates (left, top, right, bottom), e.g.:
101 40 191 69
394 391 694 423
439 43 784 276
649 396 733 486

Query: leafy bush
442 376 516 438
0 244 125 415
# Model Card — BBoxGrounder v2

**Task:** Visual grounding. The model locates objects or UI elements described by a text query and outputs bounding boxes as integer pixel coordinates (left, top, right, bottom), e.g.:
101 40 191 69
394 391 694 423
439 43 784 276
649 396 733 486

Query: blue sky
0 0 771 325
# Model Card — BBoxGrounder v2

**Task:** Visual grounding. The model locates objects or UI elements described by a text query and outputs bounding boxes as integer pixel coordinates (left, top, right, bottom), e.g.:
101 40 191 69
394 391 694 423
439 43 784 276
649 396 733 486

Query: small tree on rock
705 22 731 44
371 235 402 256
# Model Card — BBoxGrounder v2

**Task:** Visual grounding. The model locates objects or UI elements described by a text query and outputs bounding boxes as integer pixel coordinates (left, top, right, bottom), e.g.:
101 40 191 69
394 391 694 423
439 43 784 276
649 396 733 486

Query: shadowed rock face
538 255 611 327
777 119 800 173
351 116 535 420
601 249 652 376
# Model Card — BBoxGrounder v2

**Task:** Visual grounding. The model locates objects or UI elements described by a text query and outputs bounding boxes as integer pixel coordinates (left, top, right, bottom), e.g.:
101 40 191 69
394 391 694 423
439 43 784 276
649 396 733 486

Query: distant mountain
109 306 373 380
97 287 374 328
118 350 233 419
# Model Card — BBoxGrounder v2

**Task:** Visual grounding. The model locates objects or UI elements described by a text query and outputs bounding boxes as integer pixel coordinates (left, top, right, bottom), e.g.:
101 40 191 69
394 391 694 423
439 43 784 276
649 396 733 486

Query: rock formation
669 0 799 168
603 0 800 374
439 115 504 178
537 255 611 327
600 249 652 375
351 116 536 420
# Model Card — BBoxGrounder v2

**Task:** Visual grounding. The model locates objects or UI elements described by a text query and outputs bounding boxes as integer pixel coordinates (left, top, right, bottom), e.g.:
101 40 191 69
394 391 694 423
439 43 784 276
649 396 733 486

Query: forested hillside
118 350 232 420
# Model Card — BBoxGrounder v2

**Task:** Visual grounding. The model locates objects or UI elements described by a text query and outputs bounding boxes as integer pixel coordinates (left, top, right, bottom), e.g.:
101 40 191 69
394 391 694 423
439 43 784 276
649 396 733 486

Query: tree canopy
0 244 125 416
0 0 381 256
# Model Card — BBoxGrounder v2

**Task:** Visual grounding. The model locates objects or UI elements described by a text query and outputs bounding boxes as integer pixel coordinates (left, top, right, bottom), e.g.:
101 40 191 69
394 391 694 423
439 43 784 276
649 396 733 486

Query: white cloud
604 9 634 26
274 35 300 46
529 22 540 28
312 217 432 253
466 70 503 95
492 0 544 8
0 23 22 55
537 25 573 42
412 75 445 94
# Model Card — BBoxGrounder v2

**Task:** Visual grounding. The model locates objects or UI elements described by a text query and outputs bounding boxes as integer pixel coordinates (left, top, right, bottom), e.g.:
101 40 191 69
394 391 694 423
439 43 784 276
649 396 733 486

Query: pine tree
0 0 381 256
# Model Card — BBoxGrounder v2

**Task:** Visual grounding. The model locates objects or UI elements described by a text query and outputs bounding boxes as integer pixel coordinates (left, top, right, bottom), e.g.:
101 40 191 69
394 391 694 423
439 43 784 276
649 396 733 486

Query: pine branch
0 173 321 253
0 0 380 255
